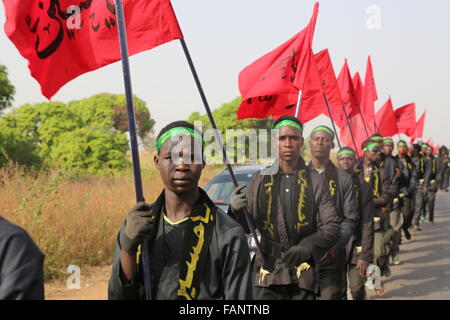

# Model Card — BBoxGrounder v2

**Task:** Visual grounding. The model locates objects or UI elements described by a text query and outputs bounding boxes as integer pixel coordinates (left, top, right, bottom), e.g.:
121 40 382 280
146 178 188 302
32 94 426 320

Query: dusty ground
45 265 111 300
44 191 450 300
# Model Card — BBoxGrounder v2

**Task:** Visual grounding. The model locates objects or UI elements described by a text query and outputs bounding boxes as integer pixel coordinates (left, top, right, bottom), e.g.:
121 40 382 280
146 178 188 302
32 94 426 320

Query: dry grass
0 161 224 280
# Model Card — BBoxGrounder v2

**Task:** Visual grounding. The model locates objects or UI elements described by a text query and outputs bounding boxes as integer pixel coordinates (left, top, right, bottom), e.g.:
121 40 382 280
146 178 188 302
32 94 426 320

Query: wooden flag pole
179 38 267 268
114 0 152 299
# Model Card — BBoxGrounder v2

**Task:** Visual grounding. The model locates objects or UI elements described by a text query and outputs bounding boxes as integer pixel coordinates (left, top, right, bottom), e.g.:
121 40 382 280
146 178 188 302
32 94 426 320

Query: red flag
336 60 370 154
340 113 367 156
3 0 183 99
311 49 346 129
433 144 440 154
394 103 416 137
352 72 364 104
237 2 320 120
412 110 426 142
361 56 377 132
337 59 358 118
375 97 398 137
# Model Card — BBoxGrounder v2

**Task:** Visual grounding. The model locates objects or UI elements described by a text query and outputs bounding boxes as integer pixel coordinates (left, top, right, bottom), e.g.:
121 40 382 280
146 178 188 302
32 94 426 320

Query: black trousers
318 246 346 300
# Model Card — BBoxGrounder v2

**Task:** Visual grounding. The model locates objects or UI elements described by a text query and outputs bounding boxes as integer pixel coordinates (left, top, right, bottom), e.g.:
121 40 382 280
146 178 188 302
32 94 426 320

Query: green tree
0 65 15 113
1 102 80 160
0 124 41 168
49 127 129 174
0 93 153 173
68 93 155 142
187 97 275 163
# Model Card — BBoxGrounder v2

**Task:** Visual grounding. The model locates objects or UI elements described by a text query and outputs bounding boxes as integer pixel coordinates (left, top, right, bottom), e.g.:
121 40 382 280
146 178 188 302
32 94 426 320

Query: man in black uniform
394 140 418 241
355 139 391 295
230 116 340 300
411 144 430 232
423 145 438 223
307 126 358 300
108 121 253 300
336 147 374 300
0 216 45 299
381 138 402 265
437 146 449 192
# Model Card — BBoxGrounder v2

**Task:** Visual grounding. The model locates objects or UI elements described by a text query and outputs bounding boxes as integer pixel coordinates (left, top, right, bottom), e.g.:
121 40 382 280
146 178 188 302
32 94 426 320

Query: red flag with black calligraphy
237 2 319 121
394 103 416 137
3 0 183 99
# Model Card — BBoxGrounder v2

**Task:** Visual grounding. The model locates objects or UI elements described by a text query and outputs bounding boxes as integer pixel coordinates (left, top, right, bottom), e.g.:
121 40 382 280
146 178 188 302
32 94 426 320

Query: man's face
154 136 204 195
382 143 394 155
275 126 303 162
309 131 335 160
398 145 408 156
364 146 382 163
426 147 433 157
338 155 356 173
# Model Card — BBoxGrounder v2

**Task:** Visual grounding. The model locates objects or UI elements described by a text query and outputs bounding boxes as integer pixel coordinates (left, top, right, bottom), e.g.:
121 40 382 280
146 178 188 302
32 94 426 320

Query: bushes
0 163 224 280
0 93 155 174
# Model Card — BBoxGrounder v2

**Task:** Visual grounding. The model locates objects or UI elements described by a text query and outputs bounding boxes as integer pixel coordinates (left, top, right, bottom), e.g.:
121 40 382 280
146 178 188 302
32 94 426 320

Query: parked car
204 164 268 257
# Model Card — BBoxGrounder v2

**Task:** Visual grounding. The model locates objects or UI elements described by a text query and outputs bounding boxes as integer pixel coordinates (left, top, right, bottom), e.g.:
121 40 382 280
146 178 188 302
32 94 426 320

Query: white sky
1 0 449 147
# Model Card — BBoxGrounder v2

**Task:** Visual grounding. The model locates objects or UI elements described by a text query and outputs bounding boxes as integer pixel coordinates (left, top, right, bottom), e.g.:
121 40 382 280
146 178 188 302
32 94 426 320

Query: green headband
156 127 203 152
397 141 407 147
371 136 383 142
363 142 380 152
383 138 394 145
337 149 356 158
422 144 429 148
311 126 335 140
274 120 303 133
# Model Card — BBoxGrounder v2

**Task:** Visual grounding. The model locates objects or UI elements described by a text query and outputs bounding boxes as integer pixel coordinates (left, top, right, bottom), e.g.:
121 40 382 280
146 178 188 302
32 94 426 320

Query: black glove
281 245 311 266
120 202 156 255
230 185 248 213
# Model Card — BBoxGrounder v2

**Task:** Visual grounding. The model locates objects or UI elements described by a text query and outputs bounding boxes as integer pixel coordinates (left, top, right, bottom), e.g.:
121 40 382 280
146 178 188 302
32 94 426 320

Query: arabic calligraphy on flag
3 0 183 99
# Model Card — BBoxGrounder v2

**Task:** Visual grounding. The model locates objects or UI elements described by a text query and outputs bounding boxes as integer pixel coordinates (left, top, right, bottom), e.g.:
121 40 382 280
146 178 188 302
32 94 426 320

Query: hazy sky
1 0 449 146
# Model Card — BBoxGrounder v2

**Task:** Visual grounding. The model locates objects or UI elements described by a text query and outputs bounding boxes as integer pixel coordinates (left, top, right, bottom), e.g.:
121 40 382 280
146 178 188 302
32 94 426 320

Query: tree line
0 64 298 174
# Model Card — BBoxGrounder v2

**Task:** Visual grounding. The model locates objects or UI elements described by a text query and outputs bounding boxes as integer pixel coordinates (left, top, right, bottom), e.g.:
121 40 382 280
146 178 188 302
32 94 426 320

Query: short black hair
412 144 422 152
156 120 203 153
439 145 448 154
273 115 303 130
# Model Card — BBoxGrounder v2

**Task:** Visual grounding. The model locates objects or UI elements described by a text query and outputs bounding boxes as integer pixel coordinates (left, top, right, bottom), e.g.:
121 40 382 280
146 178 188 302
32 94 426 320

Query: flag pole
114 0 152 299
294 90 303 118
356 104 371 138
322 93 342 149
179 38 267 268
343 106 360 158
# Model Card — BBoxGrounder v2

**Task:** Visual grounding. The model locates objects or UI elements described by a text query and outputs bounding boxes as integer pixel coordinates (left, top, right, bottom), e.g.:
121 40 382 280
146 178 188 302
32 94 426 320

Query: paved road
366 190 450 300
